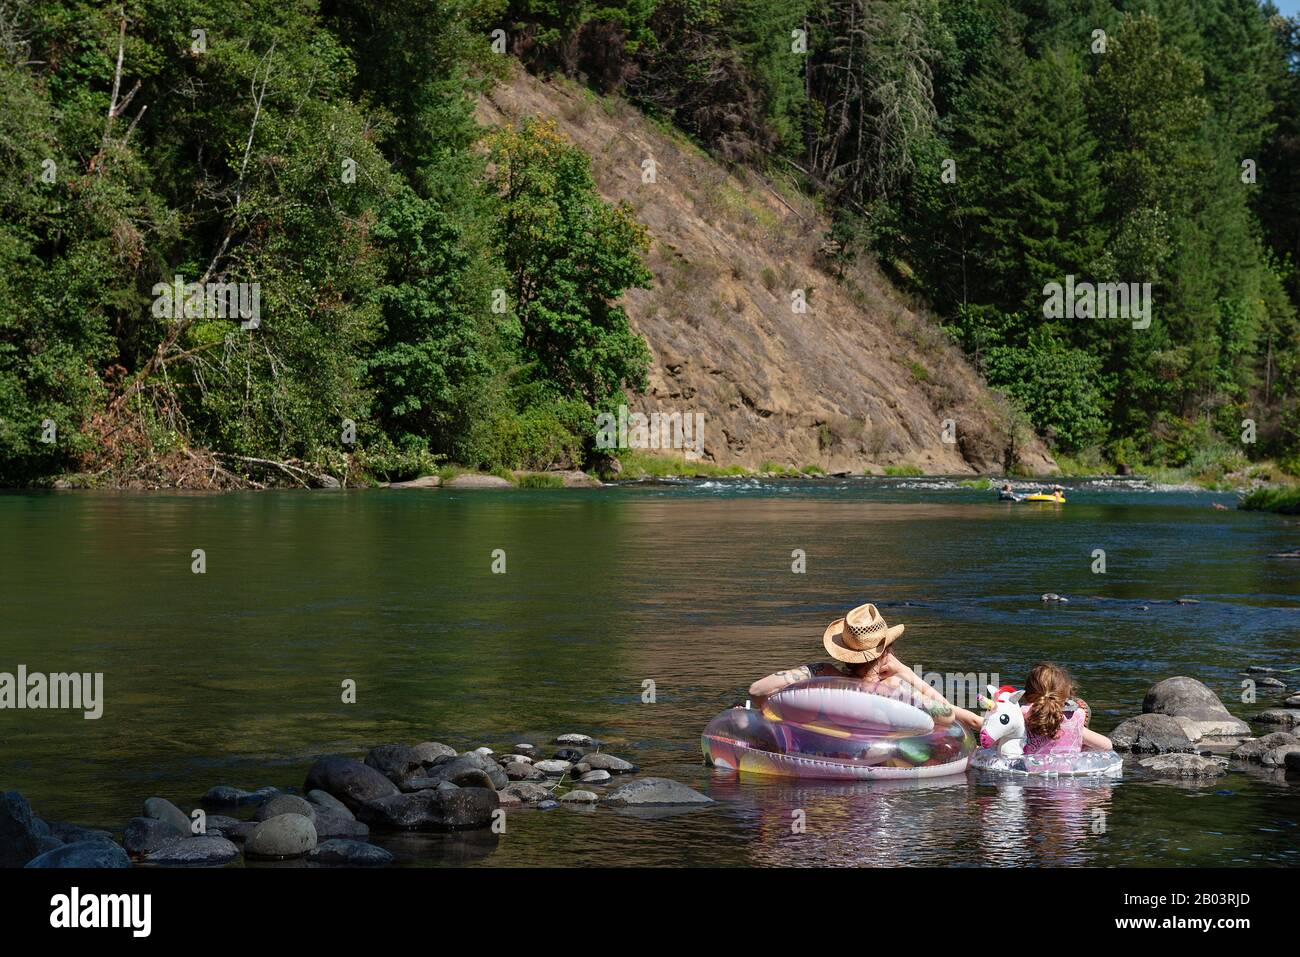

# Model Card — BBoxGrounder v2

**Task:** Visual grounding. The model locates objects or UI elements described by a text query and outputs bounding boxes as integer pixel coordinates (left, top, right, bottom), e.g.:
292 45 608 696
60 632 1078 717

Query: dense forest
2 0 1298 485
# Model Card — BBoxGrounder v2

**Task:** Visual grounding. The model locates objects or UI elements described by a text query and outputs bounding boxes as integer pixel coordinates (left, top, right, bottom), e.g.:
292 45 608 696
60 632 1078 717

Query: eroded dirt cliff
478 68 1056 475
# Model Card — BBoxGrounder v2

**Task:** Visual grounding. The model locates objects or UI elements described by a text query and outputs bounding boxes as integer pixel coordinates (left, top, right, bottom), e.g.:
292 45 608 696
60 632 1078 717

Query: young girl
1021 662 1112 753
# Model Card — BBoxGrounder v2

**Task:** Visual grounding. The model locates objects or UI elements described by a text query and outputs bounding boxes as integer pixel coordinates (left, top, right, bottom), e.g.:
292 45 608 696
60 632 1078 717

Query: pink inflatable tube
702 677 976 780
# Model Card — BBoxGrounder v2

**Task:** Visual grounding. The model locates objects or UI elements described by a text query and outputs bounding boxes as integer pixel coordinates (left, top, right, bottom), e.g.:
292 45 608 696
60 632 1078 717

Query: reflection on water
0 480 1296 867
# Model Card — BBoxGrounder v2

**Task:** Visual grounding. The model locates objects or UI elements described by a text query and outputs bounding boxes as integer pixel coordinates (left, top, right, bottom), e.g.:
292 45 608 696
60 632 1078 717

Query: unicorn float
970 685 1123 777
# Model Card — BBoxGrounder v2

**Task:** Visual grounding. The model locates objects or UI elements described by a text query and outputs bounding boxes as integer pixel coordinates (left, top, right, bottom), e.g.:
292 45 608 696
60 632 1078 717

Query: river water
2 478 1297 867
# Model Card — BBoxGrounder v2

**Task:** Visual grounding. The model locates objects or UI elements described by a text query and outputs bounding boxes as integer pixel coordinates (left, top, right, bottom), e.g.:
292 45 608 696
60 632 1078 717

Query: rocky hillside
478 68 1056 475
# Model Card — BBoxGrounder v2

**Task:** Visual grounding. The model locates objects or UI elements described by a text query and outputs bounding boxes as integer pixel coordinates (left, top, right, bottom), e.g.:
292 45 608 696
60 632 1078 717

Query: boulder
581 753 637 773
514 743 536 752
143 797 192 833
26 840 131 869
365 744 423 785
1110 714 1197 753
308 839 394 866
123 817 188 857
0 791 45 867
254 794 316 822
200 785 278 808
1263 744 1300 768
245 813 317 859
304 755 400 812
1141 677 1249 737
312 812 369 841
356 788 499 831
1253 709 1300 730
499 754 533 765
533 760 572 776
218 821 260 843
444 473 512 488
143 835 240 866
503 782 552 804
1139 754 1228 779
387 475 441 489
559 790 599 803
410 741 457 764
306 789 353 819
555 733 596 746
408 754 506 790
504 762 545 782
578 770 611 784
200 815 241 837
47 822 115 844
553 748 585 763
1231 732 1300 762
602 778 713 807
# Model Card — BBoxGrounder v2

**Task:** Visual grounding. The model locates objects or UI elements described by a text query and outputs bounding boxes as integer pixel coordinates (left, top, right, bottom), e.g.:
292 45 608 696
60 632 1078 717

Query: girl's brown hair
1024 663 1074 738
848 649 892 681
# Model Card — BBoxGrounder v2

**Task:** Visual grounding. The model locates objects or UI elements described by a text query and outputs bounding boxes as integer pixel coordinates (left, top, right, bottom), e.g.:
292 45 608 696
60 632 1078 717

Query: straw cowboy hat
823 603 905 664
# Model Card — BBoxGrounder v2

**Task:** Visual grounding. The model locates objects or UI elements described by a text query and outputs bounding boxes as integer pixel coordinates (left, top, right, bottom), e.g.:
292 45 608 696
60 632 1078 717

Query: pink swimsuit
1022 706 1085 755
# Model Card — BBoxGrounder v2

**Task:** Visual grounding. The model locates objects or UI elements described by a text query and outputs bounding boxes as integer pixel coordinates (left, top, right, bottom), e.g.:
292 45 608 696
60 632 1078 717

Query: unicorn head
979 685 1026 757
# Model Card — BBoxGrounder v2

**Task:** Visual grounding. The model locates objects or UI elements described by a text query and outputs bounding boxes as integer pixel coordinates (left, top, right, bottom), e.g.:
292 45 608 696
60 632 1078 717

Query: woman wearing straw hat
748 602 983 731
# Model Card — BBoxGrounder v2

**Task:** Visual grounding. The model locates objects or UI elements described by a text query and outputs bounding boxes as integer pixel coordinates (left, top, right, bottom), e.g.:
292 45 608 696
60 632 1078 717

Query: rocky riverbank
1109 674 1300 779
6 673 1299 869
3 734 711 869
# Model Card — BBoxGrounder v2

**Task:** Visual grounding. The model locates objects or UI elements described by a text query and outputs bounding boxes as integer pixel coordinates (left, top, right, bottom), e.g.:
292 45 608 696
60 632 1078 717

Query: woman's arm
748 665 815 699
886 660 982 729
1082 726 1112 751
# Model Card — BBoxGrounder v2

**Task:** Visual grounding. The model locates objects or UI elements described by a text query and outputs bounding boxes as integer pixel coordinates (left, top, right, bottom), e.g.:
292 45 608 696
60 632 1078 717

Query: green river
2 477 1297 866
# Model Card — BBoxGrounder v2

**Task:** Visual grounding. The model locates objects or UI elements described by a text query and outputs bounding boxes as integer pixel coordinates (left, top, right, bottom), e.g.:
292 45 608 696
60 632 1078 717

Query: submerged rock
559 790 598 803
47 821 115 845
578 770 611 784
555 733 596 746
581 752 637 773
1109 714 1196 753
124 817 188 857
1142 676 1249 738
201 785 279 808
143 796 192 834
27 840 131 869
602 778 713 807
304 755 400 812
1254 709 1300 729
504 762 545 782
1264 744 1300 768
1139 754 1228 779
356 787 499 831
306 789 353 819
312 812 369 841
533 759 572 776
503 782 552 804
553 747 585 763
1232 732 1300 762
144 835 240 866
246 813 317 859
308 839 393 866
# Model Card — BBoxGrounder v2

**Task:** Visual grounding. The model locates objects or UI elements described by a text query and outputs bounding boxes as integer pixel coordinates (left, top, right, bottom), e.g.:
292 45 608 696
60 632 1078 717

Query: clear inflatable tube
969 748 1123 777
702 677 975 780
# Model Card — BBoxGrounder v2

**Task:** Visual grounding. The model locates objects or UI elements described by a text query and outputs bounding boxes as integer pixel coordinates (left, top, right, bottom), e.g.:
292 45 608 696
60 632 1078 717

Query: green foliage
1239 485 1300 513
0 0 652 485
